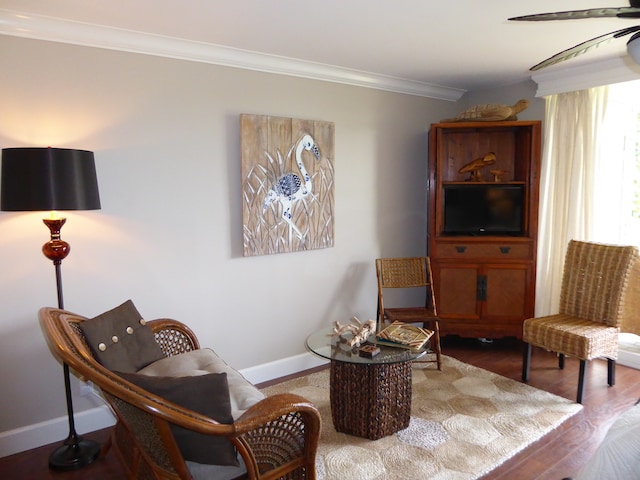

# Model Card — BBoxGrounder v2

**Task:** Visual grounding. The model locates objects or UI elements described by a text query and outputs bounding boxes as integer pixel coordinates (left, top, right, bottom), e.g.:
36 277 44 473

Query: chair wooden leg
522 342 531 382
577 360 587 404
421 319 442 371
559 353 565 369
607 358 616 387
432 320 442 371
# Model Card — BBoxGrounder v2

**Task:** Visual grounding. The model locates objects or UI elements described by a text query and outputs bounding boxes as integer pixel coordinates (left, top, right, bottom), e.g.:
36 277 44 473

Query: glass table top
306 326 426 365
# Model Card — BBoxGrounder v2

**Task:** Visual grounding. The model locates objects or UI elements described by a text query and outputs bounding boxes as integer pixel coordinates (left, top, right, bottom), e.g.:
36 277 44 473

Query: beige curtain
535 86 610 316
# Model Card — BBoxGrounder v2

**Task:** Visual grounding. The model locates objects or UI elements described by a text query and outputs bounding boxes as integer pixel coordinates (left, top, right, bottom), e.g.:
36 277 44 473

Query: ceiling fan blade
509 7 640 21
530 26 640 70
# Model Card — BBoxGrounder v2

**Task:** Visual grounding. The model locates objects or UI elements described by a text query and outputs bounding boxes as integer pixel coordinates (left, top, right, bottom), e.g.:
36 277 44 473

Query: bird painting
240 114 335 257
262 134 320 239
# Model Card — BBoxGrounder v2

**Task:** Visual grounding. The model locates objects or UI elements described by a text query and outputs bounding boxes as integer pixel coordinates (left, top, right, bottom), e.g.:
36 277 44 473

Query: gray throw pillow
116 371 238 466
79 300 165 373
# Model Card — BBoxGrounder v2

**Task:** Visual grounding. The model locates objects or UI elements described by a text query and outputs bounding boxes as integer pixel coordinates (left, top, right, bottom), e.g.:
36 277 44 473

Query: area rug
261 355 582 480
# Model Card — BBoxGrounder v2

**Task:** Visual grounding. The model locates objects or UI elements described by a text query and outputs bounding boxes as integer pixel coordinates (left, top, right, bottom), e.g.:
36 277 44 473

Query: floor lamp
1 147 102 470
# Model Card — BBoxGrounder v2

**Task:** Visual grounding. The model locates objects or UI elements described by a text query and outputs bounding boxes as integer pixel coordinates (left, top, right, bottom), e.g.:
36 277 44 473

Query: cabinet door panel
436 265 479 317
484 265 528 318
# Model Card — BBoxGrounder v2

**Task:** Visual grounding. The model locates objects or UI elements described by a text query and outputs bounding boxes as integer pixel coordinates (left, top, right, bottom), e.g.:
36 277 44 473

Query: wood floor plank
1 336 638 479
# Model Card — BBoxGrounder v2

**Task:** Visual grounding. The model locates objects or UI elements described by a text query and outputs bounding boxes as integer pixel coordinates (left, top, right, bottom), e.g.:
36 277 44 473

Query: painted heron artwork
241 114 335 256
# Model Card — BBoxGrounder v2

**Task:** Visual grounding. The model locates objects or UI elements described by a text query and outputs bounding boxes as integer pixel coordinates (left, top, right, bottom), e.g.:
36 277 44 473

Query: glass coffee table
306 327 426 440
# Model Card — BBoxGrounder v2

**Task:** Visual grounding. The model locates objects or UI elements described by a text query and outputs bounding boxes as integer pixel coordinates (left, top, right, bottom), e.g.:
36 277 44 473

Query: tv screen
443 184 524 235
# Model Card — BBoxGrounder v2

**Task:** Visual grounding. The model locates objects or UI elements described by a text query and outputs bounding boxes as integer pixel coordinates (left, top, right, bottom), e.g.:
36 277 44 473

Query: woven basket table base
329 360 412 440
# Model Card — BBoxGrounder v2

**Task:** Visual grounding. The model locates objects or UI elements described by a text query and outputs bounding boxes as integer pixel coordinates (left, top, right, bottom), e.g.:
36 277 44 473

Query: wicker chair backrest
376 257 437 314
377 257 429 288
559 240 640 327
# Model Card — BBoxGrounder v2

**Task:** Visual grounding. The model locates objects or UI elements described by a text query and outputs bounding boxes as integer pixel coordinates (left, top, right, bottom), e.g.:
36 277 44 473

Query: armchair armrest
109 378 320 479
233 393 321 479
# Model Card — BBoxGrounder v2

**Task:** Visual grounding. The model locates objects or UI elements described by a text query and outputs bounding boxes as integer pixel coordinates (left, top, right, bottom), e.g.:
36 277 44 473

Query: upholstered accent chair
40 307 321 480
375 256 442 370
522 240 640 404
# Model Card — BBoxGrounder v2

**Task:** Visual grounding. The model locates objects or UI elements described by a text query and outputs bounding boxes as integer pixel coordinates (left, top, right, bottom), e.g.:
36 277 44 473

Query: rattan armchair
522 240 640 404
376 256 442 370
40 307 321 480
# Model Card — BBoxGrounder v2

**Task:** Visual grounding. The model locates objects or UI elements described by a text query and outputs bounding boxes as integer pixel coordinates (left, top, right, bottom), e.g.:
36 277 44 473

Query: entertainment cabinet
428 120 541 338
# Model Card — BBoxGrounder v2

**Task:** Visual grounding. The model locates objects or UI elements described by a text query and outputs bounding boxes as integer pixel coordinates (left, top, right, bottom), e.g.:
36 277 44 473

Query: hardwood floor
1 336 639 479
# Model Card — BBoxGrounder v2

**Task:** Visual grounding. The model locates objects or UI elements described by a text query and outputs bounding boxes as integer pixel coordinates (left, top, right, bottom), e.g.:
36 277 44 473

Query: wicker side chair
375 256 442 370
40 307 321 480
522 240 640 404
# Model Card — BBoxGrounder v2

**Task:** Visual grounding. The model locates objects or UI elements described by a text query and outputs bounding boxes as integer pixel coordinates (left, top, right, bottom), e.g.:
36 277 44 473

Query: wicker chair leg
522 343 531 382
607 358 616 386
559 353 565 370
577 360 587 404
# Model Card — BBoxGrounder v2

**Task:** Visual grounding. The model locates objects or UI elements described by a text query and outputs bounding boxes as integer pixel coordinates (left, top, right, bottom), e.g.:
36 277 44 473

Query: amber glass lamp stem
42 217 70 309
41 216 101 470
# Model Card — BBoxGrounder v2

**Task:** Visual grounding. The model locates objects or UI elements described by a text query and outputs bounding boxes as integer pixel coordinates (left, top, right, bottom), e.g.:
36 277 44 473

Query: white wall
0 36 462 454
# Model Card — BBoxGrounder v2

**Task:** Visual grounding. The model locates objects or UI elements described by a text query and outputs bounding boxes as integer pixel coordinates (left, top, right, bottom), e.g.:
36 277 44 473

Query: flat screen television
442 184 525 236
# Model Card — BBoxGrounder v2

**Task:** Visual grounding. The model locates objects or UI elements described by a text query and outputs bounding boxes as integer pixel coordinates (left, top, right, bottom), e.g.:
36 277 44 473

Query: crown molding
0 9 465 101
532 55 640 97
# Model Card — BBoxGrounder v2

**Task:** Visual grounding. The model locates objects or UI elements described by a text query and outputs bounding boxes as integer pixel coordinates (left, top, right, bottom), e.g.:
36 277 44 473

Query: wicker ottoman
329 359 412 440
306 327 425 440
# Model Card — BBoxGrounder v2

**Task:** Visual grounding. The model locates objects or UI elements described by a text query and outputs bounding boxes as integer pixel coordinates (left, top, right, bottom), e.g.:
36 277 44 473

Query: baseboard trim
0 352 328 458
619 349 640 370
240 351 328 385
0 404 116 459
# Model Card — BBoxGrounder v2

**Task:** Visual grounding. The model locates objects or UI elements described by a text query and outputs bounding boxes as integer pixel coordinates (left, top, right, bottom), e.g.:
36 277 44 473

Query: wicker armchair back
40 307 320 480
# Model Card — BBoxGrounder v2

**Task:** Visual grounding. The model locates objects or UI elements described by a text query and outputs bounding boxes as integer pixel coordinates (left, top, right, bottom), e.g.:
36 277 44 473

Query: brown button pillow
79 300 165 372
116 371 238 466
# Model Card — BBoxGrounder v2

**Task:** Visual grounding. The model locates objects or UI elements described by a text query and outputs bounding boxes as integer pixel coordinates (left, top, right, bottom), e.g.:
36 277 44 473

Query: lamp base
48 438 101 471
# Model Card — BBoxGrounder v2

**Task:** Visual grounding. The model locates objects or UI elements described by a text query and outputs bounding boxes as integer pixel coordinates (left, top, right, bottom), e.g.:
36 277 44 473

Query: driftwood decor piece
441 99 530 123
241 114 335 256
330 317 376 348
458 152 496 181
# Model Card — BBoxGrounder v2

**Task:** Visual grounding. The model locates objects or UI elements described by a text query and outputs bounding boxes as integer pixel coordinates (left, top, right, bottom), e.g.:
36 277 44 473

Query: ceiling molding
0 9 465 102
532 56 640 97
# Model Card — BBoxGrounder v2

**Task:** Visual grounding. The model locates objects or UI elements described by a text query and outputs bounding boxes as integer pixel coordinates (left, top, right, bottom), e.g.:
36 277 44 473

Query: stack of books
375 321 433 352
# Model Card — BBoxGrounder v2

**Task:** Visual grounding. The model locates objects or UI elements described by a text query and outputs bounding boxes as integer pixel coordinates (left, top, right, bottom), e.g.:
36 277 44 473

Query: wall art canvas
241 114 335 256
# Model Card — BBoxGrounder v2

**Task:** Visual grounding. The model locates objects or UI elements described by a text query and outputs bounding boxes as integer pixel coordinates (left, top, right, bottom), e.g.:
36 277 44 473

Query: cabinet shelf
441 181 527 185
441 180 527 187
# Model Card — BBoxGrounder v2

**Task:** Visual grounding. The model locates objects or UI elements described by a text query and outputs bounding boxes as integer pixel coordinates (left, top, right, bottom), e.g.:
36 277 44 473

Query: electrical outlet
80 381 94 397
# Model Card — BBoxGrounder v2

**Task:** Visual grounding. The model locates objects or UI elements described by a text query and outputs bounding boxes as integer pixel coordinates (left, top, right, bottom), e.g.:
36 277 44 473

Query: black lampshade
1 147 101 212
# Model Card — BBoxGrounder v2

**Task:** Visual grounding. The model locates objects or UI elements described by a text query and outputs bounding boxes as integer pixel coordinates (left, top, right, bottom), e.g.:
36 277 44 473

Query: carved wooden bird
458 152 496 181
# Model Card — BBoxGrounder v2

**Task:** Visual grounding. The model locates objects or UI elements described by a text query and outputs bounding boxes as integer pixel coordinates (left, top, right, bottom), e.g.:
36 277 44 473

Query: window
592 80 640 247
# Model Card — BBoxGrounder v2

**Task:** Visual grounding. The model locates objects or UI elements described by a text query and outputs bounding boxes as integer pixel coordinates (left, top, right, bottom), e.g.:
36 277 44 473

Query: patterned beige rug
261 355 582 480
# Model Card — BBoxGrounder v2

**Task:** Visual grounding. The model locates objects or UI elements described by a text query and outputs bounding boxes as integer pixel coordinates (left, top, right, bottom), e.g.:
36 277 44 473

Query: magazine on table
375 321 433 351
